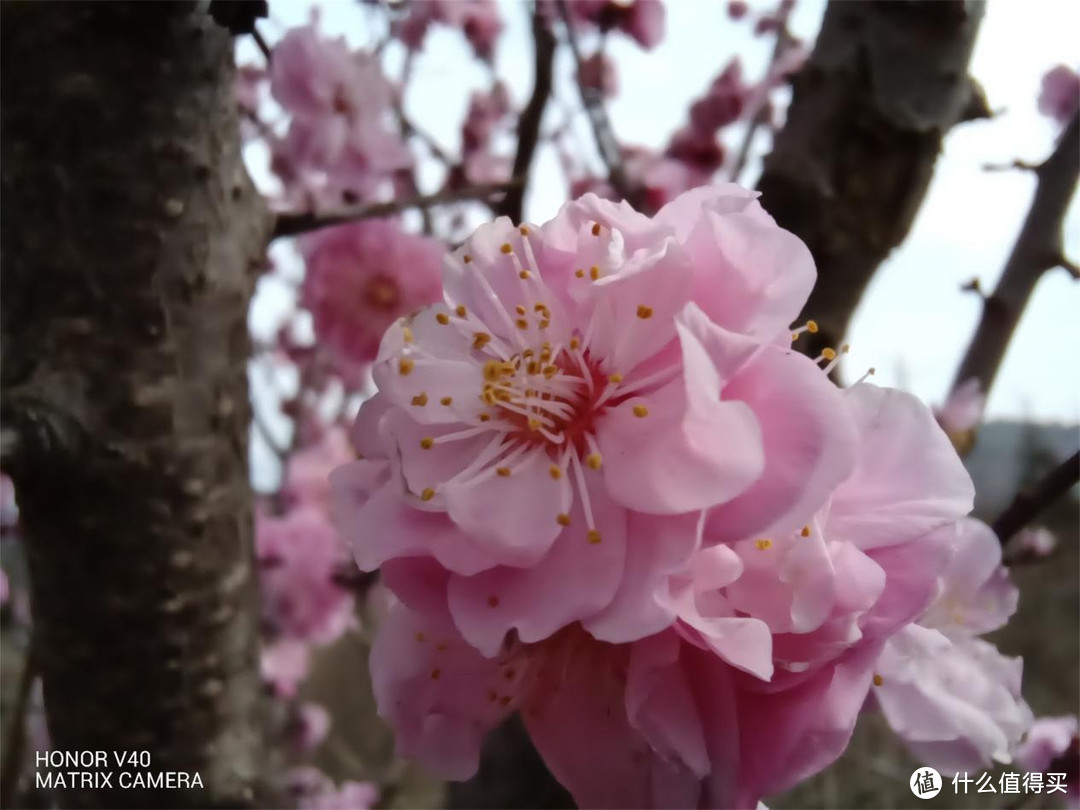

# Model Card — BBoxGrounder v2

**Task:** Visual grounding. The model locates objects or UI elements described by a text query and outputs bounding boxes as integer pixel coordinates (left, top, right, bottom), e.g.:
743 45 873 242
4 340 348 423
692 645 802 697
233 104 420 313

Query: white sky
243 0 1079 424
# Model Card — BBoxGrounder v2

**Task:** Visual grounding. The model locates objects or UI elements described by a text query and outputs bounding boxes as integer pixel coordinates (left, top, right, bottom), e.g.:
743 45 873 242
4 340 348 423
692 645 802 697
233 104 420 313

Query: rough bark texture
757 0 987 359
1 4 272 807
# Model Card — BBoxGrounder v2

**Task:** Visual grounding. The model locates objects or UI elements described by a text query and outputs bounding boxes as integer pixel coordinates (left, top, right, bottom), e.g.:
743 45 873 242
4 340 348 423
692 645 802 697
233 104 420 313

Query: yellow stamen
519 270 531 280
456 305 467 317
801 525 811 537
542 365 558 379
873 674 884 687
440 396 453 406
556 513 571 526
609 373 623 383
420 437 434 450
528 418 542 431
806 320 819 333
821 347 837 361
586 453 603 470
549 465 562 480
575 268 585 278
519 225 530 236
479 413 491 422
402 326 414 343
591 222 601 236
569 337 580 350
755 538 772 550
473 332 491 350
515 304 527 316
496 467 511 477
436 312 450 325
483 360 502 382
411 393 428 407
421 488 435 501
463 254 472 264
636 305 653 319
500 243 513 254
587 529 602 544
516 318 529 329
791 332 799 341
398 357 415 376
589 265 600 280
632 404 649 418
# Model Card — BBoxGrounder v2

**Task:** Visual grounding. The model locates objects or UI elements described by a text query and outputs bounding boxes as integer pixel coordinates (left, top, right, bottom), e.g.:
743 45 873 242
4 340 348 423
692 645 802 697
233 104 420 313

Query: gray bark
1 3 272 806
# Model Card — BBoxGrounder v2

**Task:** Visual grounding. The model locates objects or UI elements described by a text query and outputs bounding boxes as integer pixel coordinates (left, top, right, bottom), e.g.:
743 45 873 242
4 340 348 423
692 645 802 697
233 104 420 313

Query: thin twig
271 182 517 241
0 643 37 808
252 25 272 63
556 0 632 202
982 158 1039 173
494 6 556 222
949 112 1079 405
993 450 1079 545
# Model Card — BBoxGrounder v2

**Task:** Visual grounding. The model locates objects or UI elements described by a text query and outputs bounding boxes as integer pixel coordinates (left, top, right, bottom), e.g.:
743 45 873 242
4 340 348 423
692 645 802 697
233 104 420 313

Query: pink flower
1 473 18 530
461 83 512 154
261 638 311 698
1039 65 1080 126
874 519 1032 774
299 219 445 370
935 378 985 436
689 60 748 133
283 428 355 510
563 1 666 50
287 767 379 810
257 507 355 645
331 187 856 658
371 599 881 808
1015 525 1057 558
290 703 331 752
1015 716 1078 795
578 52 619 99
394 1 504 62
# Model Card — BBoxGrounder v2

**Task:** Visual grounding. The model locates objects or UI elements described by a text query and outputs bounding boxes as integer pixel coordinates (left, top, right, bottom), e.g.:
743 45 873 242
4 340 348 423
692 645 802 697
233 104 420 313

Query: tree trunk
1 4 271 807
757 0 987 360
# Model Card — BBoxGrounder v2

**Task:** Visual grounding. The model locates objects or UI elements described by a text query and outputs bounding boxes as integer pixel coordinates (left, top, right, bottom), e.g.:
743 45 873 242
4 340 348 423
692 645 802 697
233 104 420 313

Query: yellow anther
484 360 502 382
821 347 837 361
591 222 601 236
806 320 819 334
421 488 435 501
569 337 580 350
496 467 512 477
755 538 773 551
801 525 811 537
534 303 548 313
430 668 441 680
589 265 600 280
527 360 540 375
556 513 571 526
528 418 542 431
587 529 602 544
519 270 531 280
632 404 649 418
609 373 623 384
549 465 562 480
841 344 851 354
543 365 558 379
791 332 799 341
515 304 527 315
539 350 552 363
500 243 513 254
636 305 653 319
523 349 534 358
516 318 529 329
398 357 415 376
539 319 550 329
575 268 585 278
586 453 603 470
463 254 472 264
456 305 467 317
479 413 491 422
420 437 434 450
436 312 450 325
411 393 429 407
873 674 884 687
402 326 414 343
519 225 530 235
472 332 491 350
440 396 453 406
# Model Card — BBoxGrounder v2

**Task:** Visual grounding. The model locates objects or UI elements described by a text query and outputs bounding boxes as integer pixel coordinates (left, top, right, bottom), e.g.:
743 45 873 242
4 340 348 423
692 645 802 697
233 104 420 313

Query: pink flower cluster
392 0 504 63
1038 65 1080 127
563 0 666 50
330 185 1026 805
269 23 412 208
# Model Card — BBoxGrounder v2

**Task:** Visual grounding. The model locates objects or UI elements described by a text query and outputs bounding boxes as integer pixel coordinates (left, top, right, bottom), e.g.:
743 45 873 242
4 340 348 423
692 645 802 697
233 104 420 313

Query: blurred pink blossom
261 638 311 698
935 378 985 435
564 0 666 50
291 703 331 753
283 427 355 510
257 507 355 645
1015 525 1057 558
287 767 379 810
1015 715 1078 802
1038 65 1080 126
299 219 445 370
394 0 504 62
874 519 1032 774
578 51 619 98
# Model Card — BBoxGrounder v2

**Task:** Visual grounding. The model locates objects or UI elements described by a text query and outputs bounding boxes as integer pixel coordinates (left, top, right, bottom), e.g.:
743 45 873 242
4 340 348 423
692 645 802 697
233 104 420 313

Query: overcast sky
243 0 1079 426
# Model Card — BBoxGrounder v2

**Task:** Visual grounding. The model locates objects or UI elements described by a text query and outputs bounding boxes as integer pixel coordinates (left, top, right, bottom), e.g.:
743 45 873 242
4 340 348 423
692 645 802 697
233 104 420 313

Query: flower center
365 276 400 311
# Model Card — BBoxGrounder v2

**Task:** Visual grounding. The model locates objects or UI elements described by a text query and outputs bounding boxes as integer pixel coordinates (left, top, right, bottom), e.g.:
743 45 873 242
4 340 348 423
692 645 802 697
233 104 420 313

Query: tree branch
950 113 1079 400
271 182 518 241
556 0 632 202
0 643 36 809
757 1 986 361
494 6 556 223
993 450 1079 545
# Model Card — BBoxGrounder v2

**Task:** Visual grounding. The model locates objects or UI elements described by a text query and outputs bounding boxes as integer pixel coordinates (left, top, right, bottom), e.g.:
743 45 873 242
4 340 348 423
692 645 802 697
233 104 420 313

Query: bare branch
252 25 272 63
0 643 36 808
1055 252 1079 279
494 6 556 223
994 450 1079 546
271 182 518 241
556 0 633 202
950 112 1079 401
982 158 1039 173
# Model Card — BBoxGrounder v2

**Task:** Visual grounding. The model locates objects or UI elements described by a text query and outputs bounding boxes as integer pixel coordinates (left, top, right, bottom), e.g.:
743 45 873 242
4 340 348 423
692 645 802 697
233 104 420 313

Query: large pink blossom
873 518 1032 774
1015 715 1078 803
257 507 355 645
332 186 857 657
299 219 445 370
